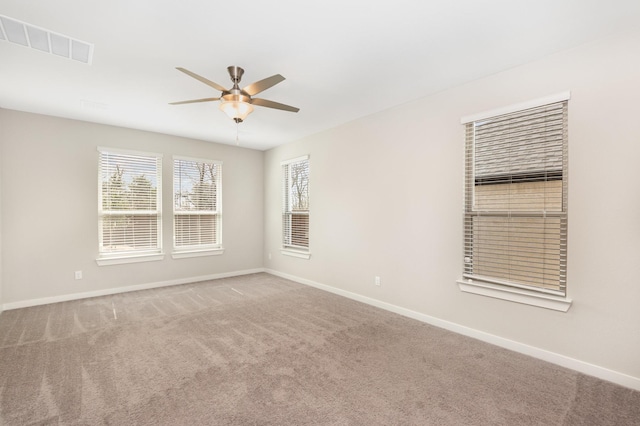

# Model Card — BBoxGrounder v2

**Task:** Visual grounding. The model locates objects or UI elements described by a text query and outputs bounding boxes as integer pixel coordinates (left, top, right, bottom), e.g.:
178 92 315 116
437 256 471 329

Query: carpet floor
0 273 638 425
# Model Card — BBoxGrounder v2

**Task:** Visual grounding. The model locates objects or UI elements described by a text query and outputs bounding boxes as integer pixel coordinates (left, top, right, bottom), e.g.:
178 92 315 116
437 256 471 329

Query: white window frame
457 92 572 312
96 147 164 266
172 156 223 259
281 155 310 259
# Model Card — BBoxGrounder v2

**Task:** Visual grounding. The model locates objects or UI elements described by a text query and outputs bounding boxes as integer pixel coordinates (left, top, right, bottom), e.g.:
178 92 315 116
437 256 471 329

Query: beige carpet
0 273 638 425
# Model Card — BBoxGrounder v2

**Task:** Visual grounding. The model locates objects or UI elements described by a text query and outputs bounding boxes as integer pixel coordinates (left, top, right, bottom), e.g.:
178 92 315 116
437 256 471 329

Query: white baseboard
2 268 265 311
265 268 640 392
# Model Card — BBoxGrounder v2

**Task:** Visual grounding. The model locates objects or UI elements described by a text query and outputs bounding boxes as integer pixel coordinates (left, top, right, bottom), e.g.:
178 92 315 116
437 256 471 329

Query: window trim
172 156 223 257
457 278 572 312
459 92 571 309
96 253 165 266
281 248 312 259
281 155 311 258
171 248 224 259
461 91 571 124
96 147 164 265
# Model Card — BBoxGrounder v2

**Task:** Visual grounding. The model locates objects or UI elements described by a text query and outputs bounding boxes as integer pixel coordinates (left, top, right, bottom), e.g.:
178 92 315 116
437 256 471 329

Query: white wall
264 28 640 382
0 110 264 304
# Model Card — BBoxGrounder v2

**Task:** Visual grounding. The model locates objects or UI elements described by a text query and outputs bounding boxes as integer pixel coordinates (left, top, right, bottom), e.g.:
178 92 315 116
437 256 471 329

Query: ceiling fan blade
176 67 227 92
251 98 300 113
243 74 285 96
169 97 220 105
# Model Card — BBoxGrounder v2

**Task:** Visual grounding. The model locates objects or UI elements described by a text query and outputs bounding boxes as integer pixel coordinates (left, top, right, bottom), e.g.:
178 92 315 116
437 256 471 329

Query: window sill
96 253 165 266
456 278 572 312
281 249 311 259
172 248 225 259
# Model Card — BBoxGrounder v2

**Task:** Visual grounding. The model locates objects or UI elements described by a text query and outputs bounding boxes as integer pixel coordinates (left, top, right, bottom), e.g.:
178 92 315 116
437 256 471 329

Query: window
98 148 162 264
173 157 223 257
282 155 310 258
460 94 569 304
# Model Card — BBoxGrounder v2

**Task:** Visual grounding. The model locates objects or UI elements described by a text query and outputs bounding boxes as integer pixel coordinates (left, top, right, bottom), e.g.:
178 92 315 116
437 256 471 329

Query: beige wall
0 109 4 310
0 110 264 303
264 28 640 380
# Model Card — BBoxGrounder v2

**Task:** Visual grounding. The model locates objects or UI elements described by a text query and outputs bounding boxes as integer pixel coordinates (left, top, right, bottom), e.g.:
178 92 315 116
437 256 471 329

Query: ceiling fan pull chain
236 121 239 145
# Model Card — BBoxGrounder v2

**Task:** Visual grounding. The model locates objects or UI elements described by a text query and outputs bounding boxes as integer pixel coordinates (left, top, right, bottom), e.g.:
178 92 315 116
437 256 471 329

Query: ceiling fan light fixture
219 99 254 123
219 92 254 123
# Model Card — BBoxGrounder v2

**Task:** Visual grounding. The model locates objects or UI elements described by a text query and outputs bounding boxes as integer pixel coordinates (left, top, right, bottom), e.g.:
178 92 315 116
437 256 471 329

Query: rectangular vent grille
0 15 93 64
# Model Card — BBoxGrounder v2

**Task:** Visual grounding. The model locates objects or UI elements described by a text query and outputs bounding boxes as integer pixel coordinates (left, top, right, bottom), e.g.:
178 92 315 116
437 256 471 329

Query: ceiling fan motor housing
228 66 244 85
221 67 253 122
224 66 252 101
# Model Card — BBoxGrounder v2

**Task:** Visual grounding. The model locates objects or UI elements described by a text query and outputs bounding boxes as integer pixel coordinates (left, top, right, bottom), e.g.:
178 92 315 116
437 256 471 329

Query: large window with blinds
173 157 222 254
98 148 162 260
282 156 310 256
462 97 568 296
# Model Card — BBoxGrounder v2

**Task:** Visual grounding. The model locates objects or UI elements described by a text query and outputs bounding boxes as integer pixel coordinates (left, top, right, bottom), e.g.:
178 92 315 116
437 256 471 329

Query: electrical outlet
374 276 381 286
75 271 82 280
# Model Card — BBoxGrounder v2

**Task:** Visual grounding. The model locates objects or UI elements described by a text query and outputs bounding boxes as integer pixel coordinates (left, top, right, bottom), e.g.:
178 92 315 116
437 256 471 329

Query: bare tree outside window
289 161 309 211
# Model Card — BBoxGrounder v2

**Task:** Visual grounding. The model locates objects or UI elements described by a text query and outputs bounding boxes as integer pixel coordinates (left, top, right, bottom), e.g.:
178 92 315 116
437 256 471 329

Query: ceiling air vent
0 15 93 64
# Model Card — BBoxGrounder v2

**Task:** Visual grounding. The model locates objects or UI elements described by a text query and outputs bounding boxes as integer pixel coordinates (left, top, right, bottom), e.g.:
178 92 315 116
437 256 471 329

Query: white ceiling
1 1 639 151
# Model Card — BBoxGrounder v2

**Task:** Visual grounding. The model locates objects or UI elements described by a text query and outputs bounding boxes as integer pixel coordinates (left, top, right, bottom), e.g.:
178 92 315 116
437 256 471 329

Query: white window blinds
463 100 568 295
98 148 162 256
173 157 222 250
282 156 309 251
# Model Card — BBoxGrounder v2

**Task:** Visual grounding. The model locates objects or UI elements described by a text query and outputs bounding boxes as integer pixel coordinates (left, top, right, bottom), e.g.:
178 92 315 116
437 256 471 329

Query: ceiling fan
170 66 299 123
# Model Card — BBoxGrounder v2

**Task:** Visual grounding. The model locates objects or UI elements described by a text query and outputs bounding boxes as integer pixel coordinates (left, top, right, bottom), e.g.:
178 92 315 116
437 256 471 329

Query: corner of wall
0 108 5 312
